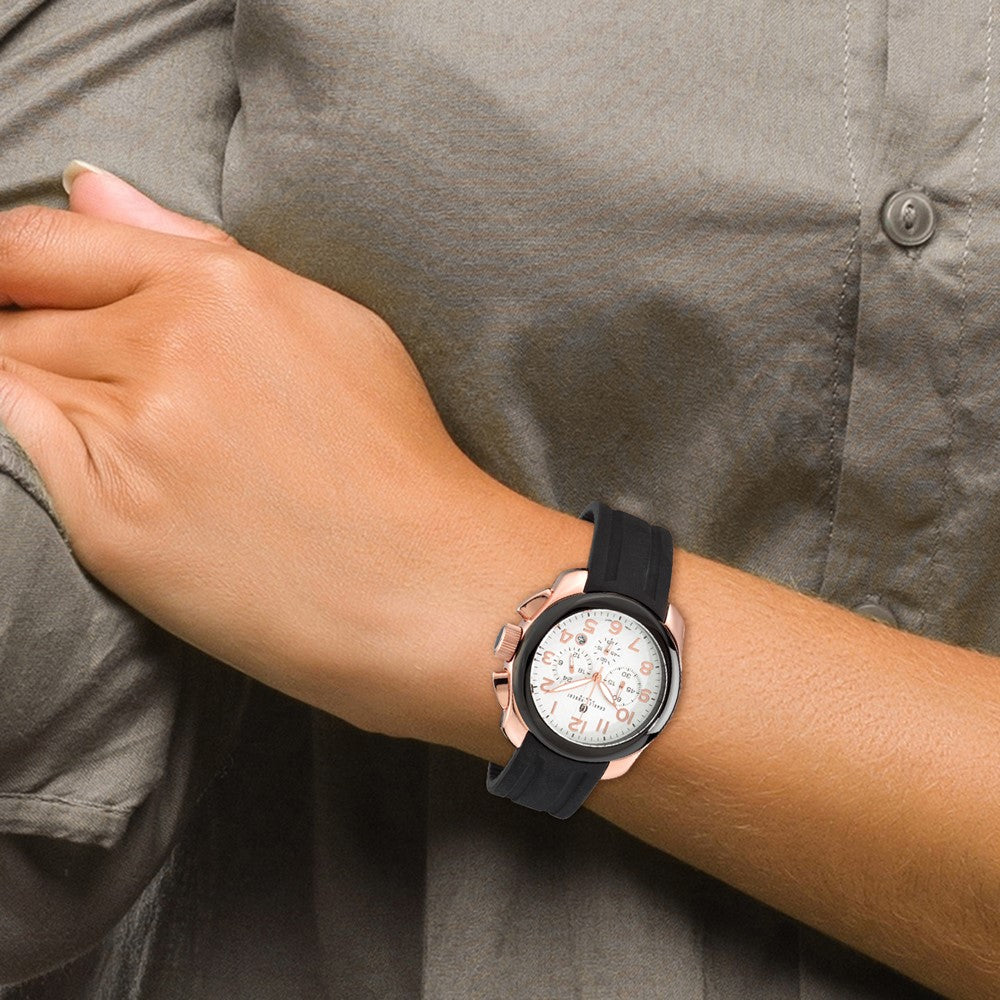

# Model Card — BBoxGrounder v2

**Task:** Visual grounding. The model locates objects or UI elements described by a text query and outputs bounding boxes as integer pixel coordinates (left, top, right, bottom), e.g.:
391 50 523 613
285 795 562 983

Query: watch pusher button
492 670 511 710
493 622 523 661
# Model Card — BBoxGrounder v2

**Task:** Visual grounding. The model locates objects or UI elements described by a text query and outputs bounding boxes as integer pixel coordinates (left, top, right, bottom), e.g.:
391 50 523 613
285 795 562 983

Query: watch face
520 599 674 757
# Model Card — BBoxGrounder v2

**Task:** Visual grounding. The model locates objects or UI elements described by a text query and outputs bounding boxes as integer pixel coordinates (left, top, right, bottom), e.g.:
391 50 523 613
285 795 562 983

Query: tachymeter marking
527 608 666 747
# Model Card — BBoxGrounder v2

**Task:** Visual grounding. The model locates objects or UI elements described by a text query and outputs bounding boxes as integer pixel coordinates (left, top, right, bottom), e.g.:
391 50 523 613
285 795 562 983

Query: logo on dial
527 607 666 748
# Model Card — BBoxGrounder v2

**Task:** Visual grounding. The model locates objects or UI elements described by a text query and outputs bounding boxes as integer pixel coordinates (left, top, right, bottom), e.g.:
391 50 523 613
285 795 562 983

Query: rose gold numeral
569 716 587 733
541 649 554 665
638 688 651 703
551 701 558 714
628 638 641 652
560 629 574 644
583 618 598 634
609 620 623 635
595 718 610 735
540 677 556 692
640 660 653 676
616 708 635 725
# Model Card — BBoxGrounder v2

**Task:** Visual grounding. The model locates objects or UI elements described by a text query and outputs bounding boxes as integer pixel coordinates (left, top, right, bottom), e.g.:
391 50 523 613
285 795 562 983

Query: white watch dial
526 606 666 748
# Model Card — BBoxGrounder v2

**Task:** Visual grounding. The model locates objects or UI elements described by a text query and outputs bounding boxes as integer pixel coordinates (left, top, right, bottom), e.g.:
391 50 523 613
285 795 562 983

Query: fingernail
61 159 112 195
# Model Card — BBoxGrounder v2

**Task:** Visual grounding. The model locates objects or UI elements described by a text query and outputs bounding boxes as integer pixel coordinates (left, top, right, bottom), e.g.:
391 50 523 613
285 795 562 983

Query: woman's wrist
405 477 594 760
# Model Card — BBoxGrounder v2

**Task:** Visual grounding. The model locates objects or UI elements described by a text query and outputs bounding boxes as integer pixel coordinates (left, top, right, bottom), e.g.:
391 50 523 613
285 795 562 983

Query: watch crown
493 622 523 661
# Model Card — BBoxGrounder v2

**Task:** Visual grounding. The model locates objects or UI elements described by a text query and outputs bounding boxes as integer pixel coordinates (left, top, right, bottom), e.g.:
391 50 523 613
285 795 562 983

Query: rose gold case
491 568 685 779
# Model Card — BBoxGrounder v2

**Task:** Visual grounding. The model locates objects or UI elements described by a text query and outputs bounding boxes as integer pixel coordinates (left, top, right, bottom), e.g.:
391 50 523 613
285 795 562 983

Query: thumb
62 160 238 246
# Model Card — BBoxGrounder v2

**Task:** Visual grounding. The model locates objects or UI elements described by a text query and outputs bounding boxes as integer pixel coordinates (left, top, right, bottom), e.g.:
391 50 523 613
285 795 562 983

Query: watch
486 500 683 819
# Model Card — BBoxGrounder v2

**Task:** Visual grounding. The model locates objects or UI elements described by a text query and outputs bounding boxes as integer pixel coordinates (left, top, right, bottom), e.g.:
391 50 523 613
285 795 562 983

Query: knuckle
146 248 255 361
191 249 262 344
198 245 252 293
157 243 251 310
0 204 60 263
178 248 258 336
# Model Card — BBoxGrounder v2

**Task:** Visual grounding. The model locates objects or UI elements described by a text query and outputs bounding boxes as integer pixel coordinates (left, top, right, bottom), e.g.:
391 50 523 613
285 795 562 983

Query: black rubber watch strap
485 732 609 820
486 500 674 819
580 500 673 620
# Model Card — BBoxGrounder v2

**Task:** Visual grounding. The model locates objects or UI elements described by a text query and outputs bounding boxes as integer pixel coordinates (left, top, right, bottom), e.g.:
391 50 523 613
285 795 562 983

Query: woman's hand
0 165 524 740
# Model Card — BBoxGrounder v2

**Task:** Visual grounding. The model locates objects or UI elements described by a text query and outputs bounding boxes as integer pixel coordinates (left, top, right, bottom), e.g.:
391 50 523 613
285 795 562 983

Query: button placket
818 2 988 637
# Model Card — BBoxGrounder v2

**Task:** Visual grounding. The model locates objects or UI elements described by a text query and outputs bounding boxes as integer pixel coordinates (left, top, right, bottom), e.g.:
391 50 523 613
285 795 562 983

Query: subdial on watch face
564 647 595 678
534 649 594 695
593 635 621 667
600 663 642 709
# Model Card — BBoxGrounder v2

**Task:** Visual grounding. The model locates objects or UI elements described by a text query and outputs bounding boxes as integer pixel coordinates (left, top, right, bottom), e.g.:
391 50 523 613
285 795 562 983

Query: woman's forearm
429 485 1000 1000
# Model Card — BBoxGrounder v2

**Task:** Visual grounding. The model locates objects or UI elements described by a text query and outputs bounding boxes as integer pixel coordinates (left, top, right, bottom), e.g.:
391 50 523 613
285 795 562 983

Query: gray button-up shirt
0 1 990 997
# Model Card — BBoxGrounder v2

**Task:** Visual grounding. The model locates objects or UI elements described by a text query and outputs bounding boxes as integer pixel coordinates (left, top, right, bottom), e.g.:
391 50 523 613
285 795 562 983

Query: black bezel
511 591 681 763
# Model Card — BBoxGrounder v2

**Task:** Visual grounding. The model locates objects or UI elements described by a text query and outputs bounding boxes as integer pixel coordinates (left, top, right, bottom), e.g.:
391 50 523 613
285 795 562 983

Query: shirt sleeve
0 430 179 849
0 428 250 984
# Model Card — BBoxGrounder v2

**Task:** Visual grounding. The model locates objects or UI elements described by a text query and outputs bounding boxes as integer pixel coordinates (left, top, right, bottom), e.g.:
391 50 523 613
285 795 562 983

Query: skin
0 168 996 998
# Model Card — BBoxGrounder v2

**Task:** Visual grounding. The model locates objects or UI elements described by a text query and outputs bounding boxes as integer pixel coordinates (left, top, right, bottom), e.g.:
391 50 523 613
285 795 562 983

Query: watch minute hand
543 674 598 694
596 678 620 708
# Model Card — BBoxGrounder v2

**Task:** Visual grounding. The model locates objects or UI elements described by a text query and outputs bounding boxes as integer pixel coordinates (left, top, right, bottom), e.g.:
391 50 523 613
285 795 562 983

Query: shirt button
853 600 898 628
881 189 937 247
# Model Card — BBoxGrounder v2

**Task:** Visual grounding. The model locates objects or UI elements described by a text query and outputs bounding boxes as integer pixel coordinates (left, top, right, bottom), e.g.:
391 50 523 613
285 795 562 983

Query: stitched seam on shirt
922 0 993 635
0 791 131 815
825 0 863 582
